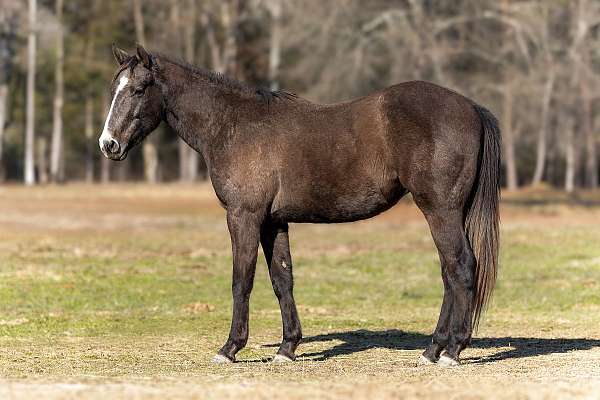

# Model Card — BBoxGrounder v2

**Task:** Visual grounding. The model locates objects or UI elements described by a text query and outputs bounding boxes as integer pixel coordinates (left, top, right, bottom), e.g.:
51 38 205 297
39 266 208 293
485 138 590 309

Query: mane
153 52 298 105
111 56 139 85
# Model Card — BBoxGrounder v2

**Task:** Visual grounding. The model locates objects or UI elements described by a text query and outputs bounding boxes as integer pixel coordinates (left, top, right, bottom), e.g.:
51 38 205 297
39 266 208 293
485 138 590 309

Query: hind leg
420 272 451 363
417 206 476 365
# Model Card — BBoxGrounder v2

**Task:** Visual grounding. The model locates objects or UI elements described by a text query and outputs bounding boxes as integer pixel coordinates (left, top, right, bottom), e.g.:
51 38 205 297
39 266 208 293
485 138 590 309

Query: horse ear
136 44 152 69
112 43 129 65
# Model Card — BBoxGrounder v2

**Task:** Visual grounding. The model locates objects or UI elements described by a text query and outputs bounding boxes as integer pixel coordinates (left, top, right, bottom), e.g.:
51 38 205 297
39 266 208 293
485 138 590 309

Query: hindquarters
382 82 500 363
388 82 501 326
385 81 483 212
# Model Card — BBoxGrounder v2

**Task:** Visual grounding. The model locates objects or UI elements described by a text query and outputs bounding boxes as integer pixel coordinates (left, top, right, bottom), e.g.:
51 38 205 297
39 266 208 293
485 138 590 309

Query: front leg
261 221 302 362
213 208 263 363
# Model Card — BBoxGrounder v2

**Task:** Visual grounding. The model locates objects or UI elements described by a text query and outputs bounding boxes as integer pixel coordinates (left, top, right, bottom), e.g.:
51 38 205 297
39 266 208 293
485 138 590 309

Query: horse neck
158 63 243 162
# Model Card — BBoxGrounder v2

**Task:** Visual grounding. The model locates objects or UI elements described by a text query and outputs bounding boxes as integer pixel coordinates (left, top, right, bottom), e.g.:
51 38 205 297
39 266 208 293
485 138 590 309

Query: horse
99 44 501 366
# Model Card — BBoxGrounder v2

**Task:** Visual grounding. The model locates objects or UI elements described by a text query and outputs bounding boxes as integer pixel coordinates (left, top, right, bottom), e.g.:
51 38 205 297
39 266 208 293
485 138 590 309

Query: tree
501 81 518 190
85 97 94 182
0 81 6 182
50 0 64 183
182 0 200 182
531 2 556 186
202 0 240 75
133 0 159 183
168 0 199 183
24 0 36 185
266 0 283 90
571 0 598 188
499 0 519 190
564 112 577 193
79 3 100 183
531 67 555 186
36 136 48 183
0 0 597 189
0 1 20 182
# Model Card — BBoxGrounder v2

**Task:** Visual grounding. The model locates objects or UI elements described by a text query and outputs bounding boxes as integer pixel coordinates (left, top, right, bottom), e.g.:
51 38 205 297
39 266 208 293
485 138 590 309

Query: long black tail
466 104 501 330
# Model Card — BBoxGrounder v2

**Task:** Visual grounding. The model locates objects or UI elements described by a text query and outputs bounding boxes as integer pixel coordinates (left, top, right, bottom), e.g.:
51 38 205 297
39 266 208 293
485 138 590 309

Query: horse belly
272 179 406 224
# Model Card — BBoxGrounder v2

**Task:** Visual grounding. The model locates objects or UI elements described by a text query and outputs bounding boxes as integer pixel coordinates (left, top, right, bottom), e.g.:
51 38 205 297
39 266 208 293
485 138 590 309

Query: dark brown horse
100 44 500 366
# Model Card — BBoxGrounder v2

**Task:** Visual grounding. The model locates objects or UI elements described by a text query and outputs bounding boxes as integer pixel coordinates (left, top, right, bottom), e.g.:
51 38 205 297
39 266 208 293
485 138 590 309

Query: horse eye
133 86 146 96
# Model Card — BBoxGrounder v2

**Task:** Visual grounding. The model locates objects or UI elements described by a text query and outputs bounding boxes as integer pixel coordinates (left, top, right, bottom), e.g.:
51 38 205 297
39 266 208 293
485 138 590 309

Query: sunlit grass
1 184 600 391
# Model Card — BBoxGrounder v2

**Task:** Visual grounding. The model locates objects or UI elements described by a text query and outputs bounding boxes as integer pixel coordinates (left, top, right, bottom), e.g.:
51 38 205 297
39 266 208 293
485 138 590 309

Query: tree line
0 0 598 191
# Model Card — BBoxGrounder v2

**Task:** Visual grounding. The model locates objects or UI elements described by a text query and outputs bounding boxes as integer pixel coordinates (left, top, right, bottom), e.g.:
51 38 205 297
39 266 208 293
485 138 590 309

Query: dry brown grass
1 183 600 399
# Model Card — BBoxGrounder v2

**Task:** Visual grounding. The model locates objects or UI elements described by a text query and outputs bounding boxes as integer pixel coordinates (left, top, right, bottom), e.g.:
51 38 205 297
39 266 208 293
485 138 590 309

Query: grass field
1 183 600 399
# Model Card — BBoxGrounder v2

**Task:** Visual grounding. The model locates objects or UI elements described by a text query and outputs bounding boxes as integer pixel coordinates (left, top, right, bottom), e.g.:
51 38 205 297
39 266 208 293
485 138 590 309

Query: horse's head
99 44 163 161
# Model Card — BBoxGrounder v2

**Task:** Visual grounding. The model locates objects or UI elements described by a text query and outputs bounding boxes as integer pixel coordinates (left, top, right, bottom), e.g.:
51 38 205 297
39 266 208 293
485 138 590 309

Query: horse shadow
268 329 600 363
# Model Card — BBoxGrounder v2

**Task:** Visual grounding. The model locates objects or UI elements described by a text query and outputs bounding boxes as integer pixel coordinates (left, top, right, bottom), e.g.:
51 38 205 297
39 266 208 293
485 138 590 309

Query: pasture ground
1 184 600 399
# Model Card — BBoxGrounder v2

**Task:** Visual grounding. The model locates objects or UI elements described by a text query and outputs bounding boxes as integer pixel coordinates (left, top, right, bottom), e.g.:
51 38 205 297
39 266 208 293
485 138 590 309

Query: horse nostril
104 138 120 154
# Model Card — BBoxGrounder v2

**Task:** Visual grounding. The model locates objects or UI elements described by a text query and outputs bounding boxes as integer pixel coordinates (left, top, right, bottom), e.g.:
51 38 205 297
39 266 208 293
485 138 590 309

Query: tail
466 104 501 330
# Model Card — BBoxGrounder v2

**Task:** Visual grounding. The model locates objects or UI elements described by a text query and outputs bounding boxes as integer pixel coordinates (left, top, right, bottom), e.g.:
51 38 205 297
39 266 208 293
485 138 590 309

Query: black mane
153 52 297 105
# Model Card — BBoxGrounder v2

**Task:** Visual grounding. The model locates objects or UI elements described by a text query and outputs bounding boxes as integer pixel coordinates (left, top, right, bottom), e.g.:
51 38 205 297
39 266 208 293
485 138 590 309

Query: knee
272 256 293 276
271 263 294 295
232 281 254 301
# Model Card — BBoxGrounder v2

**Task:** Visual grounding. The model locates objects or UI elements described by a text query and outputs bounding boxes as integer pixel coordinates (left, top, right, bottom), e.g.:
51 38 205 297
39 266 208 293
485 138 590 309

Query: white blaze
99 75 129 149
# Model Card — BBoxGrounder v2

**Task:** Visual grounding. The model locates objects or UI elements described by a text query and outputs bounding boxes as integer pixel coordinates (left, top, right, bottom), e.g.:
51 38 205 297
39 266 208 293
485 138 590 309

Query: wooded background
0 0 598 191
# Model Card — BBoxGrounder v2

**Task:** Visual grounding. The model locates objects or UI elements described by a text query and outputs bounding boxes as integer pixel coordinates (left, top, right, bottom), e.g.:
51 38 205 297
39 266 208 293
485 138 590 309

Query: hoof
272 354 294 363
417 354 437 365
437 353 460 367
212 354 233 364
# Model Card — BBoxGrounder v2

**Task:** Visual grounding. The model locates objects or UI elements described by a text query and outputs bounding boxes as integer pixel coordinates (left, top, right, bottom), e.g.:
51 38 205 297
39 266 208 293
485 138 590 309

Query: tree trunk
0 84 7 181
546 118 558 187
580 79 597 188
25 0 36 185
85 97 94 183
50 0 64 183
268 0 282 90
565 120 577 193
203 0 239 75
142 141 158 183
183 0 199 181
502 82 518 190
222 0 239 75
199 1 242 181
36 137 48 184
202 11 223 73
100 149 111 183
115 162 129 182
133 0 159 183
132 0 146 45
498 0 518 190
531 69 555 186
566 0 592 191
202 12 222 73
170 0 190 182
0 4 18 183
178 141 189 181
